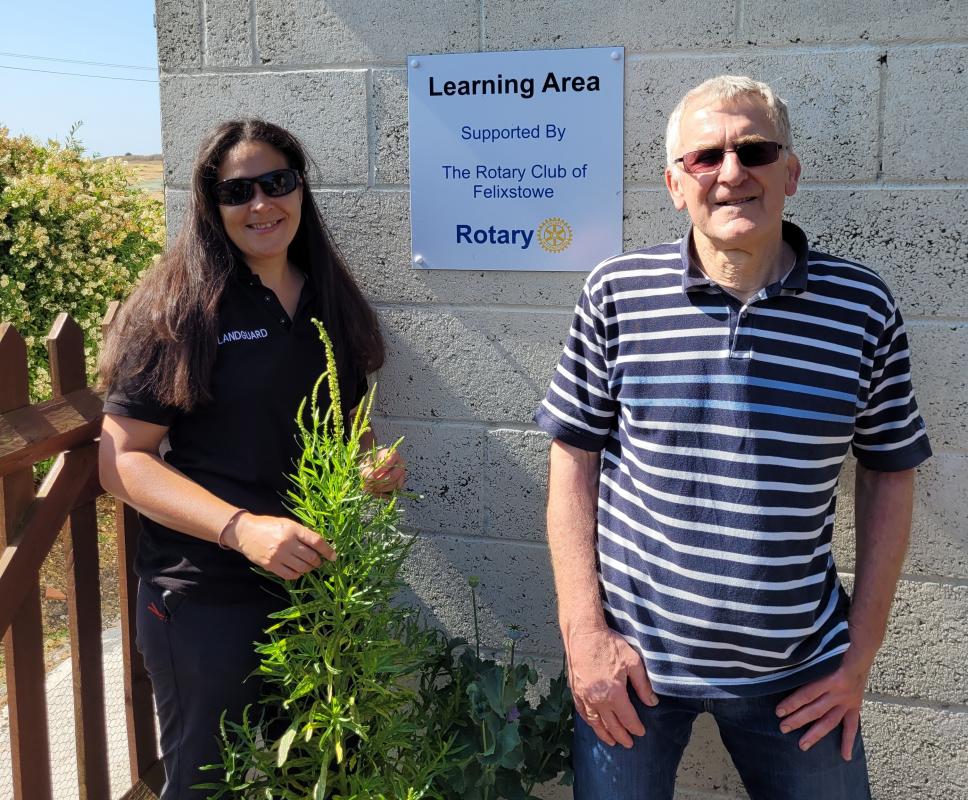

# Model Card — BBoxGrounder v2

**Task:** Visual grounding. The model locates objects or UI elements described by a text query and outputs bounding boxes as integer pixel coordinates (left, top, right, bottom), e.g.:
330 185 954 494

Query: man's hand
222 513 336 580
567 627 658 748
546 440 656 748
361 447 406 496
775 653 870 760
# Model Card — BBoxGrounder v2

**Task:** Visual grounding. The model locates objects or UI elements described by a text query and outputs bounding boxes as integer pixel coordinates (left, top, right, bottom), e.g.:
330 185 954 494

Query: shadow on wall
396 528 562 656
371 413 552 545
833 457 968 579
368 315 565 656
370 302 568 427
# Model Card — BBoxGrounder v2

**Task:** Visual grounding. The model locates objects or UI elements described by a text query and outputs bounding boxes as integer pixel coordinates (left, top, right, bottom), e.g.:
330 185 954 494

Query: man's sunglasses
213 168 302 206
674 141 784 175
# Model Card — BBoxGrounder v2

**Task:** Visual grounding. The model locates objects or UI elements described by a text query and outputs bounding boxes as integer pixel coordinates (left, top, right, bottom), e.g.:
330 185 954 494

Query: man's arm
547 439 657 748
776 463 915 759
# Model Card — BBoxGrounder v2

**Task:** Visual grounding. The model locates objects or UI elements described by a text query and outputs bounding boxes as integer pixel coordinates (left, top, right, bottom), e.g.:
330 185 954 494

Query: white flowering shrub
0 127 165 399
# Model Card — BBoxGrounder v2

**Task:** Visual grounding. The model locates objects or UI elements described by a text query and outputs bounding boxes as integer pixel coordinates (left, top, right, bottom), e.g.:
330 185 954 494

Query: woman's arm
99 413 334 579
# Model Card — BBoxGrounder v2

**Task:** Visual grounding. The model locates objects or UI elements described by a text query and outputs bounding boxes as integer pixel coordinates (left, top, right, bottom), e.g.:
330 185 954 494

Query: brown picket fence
0 304 163 800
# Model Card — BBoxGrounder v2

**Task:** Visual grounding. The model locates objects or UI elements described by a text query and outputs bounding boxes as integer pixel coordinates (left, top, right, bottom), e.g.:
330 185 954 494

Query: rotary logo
536 217 573 253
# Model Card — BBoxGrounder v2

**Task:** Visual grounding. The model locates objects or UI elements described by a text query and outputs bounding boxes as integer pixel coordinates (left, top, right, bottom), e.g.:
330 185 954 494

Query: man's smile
715 196 756 206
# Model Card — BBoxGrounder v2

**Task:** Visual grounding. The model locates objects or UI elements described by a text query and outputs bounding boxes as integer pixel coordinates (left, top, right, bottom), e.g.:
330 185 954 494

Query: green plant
201 321 454 799
203 323 572 798
425 578 573 800
0 125 164 399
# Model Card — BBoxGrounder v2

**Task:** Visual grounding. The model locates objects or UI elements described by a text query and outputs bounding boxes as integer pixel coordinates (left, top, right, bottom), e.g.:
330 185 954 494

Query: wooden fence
0 305 163 799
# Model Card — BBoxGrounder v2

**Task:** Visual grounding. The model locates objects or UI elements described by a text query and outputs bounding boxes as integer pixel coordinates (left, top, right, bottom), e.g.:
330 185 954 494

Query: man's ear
785 151 802 198
665 166 687 211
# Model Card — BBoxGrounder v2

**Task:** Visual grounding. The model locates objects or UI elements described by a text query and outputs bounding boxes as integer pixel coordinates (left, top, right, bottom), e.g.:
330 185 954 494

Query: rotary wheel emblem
536 217 573 253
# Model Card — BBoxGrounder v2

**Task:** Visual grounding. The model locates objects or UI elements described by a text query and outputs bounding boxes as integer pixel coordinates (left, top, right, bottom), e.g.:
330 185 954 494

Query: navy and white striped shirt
536 222 932 698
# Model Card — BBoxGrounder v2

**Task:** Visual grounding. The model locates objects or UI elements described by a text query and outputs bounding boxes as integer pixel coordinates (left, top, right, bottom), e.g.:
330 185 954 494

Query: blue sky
0 0 161 156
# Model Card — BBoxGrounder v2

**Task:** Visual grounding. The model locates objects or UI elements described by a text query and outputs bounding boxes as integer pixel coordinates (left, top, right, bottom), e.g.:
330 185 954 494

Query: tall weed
203 322 572 799
201 322 453 799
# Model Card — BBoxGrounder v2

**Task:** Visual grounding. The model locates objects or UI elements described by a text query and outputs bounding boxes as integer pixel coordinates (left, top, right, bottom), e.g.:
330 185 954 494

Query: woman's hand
361 448 406 496
221 512 335 580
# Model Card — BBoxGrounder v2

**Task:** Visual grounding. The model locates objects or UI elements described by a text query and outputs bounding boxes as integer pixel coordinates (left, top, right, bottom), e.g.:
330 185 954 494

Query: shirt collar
680 220 810 295
232 258 262 288
232 259 313 291
231 259 316 320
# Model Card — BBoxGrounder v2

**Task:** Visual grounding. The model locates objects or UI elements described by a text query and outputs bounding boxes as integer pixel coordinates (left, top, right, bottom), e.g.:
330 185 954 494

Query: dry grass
125 158 164 201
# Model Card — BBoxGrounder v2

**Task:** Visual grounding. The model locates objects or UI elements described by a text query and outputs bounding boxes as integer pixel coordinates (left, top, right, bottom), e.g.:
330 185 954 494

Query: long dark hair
100 119 384 410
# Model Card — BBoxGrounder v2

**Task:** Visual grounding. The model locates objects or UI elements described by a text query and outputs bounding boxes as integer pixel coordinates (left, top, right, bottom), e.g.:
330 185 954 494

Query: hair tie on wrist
217 509 247 550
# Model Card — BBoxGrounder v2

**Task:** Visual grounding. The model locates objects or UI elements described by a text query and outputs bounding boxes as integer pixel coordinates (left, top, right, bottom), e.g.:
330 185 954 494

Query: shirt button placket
731 305 750 358
737 304 754 358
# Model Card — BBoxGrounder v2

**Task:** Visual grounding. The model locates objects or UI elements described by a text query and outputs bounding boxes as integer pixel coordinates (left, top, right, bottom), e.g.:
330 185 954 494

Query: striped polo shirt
535 221 932 699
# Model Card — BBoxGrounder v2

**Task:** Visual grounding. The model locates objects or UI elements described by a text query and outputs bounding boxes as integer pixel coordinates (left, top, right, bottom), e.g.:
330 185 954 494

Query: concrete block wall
156 1 968 796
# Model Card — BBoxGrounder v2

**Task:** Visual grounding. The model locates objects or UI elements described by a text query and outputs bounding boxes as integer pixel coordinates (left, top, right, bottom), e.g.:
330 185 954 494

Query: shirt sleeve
534 277 617 451
852 303 932 471
103 372 178 427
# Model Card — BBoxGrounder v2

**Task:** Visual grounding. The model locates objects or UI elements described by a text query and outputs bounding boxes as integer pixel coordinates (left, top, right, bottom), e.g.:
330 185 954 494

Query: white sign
408 47 624 271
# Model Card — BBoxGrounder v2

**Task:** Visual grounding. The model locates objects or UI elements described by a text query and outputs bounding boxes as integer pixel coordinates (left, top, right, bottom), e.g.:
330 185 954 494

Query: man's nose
717 150 747 184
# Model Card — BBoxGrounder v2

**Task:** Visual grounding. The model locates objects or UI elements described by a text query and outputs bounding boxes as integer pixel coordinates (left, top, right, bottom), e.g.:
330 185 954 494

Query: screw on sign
537 217 573 253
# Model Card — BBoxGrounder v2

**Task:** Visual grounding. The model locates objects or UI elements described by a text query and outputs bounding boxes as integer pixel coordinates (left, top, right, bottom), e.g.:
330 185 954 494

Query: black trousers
135 580 287 800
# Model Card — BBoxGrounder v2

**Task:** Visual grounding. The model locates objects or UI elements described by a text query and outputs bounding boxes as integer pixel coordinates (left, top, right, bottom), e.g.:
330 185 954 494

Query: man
535 75 931 799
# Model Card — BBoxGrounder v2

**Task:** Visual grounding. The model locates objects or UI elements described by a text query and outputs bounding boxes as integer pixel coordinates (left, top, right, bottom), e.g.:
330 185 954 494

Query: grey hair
665 75 793 167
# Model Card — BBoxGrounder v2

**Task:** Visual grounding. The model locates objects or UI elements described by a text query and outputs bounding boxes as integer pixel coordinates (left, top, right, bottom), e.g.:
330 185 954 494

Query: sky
0 0 161 157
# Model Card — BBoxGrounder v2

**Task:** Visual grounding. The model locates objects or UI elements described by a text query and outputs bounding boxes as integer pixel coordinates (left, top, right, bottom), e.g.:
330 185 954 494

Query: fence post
0 323 53 800
49 313 111 800
102 302 160 787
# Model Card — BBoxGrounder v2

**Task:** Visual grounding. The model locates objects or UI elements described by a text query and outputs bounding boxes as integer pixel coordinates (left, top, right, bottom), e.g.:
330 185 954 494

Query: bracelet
217 509 247 550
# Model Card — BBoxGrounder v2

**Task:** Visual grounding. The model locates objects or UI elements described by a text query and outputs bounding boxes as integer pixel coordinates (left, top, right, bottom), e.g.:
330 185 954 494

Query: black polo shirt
104 264 367 598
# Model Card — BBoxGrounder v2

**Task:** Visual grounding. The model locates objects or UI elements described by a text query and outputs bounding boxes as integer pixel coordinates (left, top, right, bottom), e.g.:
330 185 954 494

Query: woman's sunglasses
674 141 784 175
213 168 302 206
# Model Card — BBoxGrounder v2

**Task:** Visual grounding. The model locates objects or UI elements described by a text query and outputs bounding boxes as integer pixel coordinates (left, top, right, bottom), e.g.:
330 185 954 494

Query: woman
99 119 404 799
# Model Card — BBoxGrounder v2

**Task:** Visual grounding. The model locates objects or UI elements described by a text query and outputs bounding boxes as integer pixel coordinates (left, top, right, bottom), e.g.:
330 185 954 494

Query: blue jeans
573 689 871 800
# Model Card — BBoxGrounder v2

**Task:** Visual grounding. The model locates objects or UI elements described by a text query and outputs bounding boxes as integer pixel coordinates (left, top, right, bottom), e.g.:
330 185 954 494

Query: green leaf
276 726 297 768
474 662 510 716
313 756 328 800
481 715 523 770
